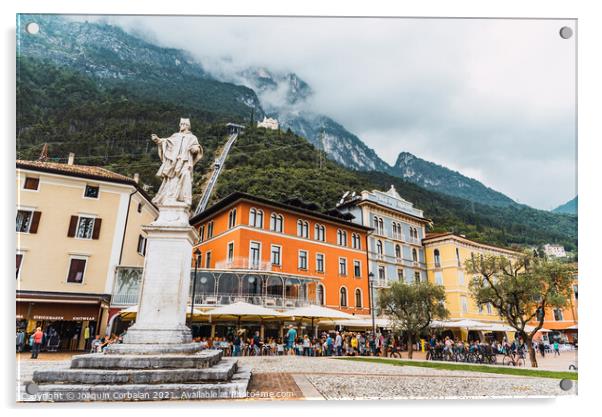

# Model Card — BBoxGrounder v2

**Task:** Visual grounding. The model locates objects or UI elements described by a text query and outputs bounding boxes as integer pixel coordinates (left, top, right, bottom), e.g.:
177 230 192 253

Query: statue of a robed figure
151 118 203 207
118 118 203 346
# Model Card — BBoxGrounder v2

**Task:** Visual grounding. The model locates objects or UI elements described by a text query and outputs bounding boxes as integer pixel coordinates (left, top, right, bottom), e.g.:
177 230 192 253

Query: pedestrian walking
30 327 44 359
553 340 560 356
286 325 297 355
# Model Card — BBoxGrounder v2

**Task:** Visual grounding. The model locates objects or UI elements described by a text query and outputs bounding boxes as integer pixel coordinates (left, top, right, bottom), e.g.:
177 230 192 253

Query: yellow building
423 232 521 341
16 156 157 350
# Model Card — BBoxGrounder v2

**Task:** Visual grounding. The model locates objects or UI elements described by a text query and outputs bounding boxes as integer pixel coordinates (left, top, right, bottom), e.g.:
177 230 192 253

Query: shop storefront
16 291 110 351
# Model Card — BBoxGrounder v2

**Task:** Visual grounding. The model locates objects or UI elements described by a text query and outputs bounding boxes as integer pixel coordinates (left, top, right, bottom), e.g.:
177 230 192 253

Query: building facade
543 244 567 258
188 192 372 318
16 158 157 350
337 186 430 291
257 117 279 130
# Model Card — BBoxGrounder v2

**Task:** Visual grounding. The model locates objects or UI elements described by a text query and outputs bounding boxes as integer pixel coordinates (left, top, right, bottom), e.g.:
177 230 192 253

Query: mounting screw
25 22 40 35
559 379 573 391
559 26 573 39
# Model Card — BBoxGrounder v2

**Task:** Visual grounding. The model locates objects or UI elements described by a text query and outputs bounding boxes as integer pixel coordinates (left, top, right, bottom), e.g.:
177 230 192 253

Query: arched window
395 244 401 259
266 276 284 298
217 274 240 297
434 249 441 267
378 218 384 235
339 287 348 307
249 208 256 227
297 220 309 238
317 284 325 306
241 275 262 295
314 224 325 241
412 248 418 262
256 210 264 228
228 209 237 229
355 289 362 308
392 223 397 236
351 233 361 249
270 213 283 233
337 230 347 246
376 240 383 255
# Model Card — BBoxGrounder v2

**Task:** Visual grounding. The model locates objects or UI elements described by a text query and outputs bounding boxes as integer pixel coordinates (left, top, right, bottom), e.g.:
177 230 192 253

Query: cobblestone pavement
16 355 577 401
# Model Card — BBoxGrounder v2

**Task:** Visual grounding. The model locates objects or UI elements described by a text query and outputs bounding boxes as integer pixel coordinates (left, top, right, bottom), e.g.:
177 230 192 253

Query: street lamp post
368 272 376 337
189 248 201 328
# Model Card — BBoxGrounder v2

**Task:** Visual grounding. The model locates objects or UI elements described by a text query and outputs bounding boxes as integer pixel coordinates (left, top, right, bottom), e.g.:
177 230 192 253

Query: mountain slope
230 67 391 172
15 53 578 251
18 14 264 120
392 152 517 207
552 196 577 215
215 129 577 251
19 15 525 210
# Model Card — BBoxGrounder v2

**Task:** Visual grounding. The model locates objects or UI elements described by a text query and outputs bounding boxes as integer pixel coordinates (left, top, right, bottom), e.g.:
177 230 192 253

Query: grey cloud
70 15 576 210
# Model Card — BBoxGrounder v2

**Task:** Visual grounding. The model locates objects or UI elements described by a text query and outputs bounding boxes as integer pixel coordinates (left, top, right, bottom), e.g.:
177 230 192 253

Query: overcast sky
77 16 576 210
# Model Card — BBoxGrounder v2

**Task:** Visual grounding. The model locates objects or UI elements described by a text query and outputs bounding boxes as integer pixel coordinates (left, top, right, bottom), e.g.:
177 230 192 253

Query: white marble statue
151 118 203 207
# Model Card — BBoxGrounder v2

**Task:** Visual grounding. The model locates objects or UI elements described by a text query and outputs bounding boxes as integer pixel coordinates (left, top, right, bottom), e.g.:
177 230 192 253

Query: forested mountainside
16 33 577 251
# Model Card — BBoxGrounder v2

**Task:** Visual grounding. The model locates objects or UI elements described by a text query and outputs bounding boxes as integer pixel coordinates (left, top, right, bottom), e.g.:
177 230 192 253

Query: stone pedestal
123 203 198 346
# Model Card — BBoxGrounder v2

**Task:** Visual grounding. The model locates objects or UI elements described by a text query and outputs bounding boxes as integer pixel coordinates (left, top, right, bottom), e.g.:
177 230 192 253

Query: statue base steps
31 349 251 402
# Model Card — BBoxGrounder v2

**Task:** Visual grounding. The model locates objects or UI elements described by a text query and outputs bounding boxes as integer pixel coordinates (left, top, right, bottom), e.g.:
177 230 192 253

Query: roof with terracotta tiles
423 232 521 254
17 159 155 206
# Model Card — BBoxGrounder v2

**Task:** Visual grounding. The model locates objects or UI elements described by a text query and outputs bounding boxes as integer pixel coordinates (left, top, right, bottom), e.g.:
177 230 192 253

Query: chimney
133 173 140 184
67 152 75 165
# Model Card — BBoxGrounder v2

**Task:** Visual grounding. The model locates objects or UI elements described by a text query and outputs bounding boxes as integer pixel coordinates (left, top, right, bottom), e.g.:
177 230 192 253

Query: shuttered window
68 216 102 239
16 210 41 233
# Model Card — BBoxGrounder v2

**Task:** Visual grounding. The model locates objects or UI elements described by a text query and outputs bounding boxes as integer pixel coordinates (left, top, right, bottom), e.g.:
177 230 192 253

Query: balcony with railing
112 265 318 309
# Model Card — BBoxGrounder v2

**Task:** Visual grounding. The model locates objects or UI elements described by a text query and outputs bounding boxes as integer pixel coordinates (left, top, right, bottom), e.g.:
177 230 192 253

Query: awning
17 301 100 322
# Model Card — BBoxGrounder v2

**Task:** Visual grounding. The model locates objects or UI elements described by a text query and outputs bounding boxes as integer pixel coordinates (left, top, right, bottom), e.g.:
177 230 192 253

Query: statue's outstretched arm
151 134 165 144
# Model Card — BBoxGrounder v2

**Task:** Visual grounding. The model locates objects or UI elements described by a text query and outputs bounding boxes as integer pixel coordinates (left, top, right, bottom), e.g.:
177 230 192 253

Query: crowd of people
18 324 572 360
192 325 419 357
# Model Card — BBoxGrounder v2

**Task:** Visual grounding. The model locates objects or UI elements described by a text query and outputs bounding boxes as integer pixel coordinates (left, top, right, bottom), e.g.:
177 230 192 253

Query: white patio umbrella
524 324 551 333
429 319 489 329
336 318 392 329
284 305 356 321
282 305 356 336
204 302 285 330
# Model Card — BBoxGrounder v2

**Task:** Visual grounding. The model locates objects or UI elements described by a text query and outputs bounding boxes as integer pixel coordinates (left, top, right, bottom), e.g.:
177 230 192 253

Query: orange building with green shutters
189 192 372 316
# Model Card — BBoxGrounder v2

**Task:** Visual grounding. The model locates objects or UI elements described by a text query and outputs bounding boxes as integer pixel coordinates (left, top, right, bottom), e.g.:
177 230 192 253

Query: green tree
466 254 575 368
378 281 449 359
